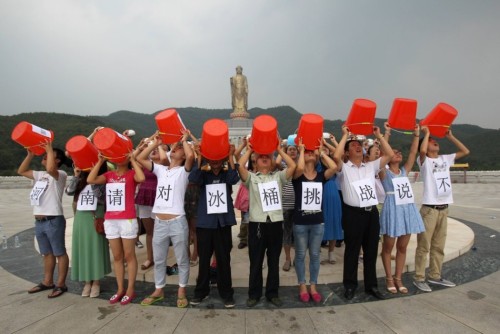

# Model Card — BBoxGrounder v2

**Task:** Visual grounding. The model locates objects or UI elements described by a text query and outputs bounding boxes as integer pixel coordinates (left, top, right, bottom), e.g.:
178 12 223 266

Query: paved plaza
0 183 499 333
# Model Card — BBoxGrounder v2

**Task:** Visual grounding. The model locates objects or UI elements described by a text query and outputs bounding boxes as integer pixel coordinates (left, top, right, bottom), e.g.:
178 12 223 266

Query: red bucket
249 115 279 155
92 128 133 164
155 108 186 144
345 99 377 135
295 113 324 150
387 98 418 131
420 103 458 138
66 135 99 171
11 121 54 155
200 119 230 160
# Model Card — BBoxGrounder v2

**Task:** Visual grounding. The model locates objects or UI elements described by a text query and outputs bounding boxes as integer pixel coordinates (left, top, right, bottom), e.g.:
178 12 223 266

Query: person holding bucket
188 123 239 308
334 125 395 301
237 134 296 308
18 141 72 298
292 137 337 303
87 151 145 305
136 130 194 308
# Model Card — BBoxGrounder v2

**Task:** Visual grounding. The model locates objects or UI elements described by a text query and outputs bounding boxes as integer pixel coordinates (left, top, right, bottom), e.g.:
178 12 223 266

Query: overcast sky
1 0 499 129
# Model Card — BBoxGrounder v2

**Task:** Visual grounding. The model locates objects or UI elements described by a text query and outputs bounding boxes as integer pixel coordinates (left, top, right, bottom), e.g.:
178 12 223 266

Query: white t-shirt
338 158 381 207
32 170 67 216
151 163 190 215
418 153 455 205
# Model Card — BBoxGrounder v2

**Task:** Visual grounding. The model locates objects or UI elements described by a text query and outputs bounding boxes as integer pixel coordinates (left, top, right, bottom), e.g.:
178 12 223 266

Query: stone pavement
0 183 499 333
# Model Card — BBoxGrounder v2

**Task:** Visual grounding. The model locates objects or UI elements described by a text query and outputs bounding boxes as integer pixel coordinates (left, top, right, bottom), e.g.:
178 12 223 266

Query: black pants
194 226 234 300
248 221 283 300
342 205 380 290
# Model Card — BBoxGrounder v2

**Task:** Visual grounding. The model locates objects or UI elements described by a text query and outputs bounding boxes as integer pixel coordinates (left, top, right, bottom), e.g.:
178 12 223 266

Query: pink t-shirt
103 170 137 219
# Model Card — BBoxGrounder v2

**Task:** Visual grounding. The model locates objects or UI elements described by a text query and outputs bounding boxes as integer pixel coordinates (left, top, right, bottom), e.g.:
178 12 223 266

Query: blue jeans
293 223 324 285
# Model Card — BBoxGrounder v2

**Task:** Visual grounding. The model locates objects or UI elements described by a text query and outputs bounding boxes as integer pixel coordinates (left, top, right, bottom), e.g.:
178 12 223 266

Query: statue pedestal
225 118 253 147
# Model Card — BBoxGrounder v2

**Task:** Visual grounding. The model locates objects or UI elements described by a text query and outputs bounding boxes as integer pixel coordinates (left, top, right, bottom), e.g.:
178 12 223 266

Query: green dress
71 204 111 281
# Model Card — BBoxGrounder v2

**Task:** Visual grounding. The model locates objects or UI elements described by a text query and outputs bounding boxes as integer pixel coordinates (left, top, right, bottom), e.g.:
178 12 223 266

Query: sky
1 0 499 129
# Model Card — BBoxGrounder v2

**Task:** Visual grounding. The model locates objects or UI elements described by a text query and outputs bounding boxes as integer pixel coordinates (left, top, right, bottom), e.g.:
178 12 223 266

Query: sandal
28 282 55 294
393 277 408 294
282 260 291 271
177 296 189 308
141 260 154 270
140 295 164 306
385 277 397 294
48 286 68 298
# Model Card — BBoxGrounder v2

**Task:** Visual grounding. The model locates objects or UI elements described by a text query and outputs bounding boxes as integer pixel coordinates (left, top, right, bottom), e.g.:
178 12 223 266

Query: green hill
1 107 498 175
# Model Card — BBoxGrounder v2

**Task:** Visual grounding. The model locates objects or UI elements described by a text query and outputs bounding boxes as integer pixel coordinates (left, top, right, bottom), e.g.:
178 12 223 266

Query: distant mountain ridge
1 106 498 175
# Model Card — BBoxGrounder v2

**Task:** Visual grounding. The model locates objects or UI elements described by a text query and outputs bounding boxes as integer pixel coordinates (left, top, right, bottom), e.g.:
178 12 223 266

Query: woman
87 152 145 305
292 138 337 303
66 163 111 298
380 123 425 294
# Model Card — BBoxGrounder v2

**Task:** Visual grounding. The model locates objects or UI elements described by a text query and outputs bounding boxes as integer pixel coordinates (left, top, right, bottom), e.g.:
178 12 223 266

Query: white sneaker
413 280 432 292
428 278 456 287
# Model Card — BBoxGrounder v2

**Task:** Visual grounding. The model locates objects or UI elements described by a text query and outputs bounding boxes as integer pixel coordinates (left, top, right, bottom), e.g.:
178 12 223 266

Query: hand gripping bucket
155 108 186 144
420 103 458 138
249 115 279 155
11 121 54 155
92 128 133 164
387 98 418 131
294 113 324 150
66 135 99 171
200 119 230 160
345 99 377 135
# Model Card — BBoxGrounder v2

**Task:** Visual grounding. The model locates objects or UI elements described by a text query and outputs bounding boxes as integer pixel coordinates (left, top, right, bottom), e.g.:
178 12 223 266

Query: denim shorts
35 215 67 257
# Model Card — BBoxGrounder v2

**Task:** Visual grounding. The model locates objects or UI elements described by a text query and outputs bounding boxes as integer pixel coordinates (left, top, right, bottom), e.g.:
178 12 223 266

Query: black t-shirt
292 171 326 225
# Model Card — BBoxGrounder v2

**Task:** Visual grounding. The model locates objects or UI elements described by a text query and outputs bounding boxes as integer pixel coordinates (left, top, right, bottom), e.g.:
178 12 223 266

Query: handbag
233 183 249 212
94 215 105 235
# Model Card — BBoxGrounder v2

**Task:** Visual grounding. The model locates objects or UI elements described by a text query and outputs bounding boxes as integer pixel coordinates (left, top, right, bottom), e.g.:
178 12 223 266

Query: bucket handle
345 122 374 126
23 143 45 150
158 131 183 137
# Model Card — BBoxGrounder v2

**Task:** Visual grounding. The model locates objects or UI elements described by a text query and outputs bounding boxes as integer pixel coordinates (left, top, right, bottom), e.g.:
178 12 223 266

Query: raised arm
293 139 305 179
182 130 195 172
419 126 430 164
87 156 107 185
446 129 470 160
319 137 338 180
333 126 349 171
403 125 420 173
278 140 296 180
374 126 394 168
136 132 161 172
237 142 252 182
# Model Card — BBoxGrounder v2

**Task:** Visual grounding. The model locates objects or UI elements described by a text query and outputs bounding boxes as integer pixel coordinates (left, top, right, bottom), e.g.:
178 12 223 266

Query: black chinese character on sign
31 187 45 201
108 188 123 206
80 190 95 206
208 190 225 208
261 187 280 206
396 182 413 200
359 185 376 202
304 187 321 205
157 185 172 202
437 177 451 193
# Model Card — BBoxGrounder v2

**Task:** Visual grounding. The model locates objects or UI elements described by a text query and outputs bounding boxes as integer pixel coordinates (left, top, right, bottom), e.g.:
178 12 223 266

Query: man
188 145 239 308
18 142 70 298
333 126 394 300
413 127 470 292
237 140 296 307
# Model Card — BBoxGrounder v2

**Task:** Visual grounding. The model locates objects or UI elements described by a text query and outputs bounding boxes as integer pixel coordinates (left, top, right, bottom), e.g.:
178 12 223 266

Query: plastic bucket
249 115 279 154
420 103 458 138
287 134 297 147
65 135 99 170
387 98 418 130
345 99 377 135
92 128 133 164
294 113 324 150
11 121 54 155
155 108 186 144
200 119 230 160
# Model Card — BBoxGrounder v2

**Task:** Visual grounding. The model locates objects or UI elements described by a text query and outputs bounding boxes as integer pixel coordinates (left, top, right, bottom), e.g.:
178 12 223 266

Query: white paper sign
206 183 228 214
351 178 378 207
301 182 322 211
433 171 452 198
77 185 98 211
392 177 415 205
155 179 175 208
31 124 52 138
106 183 125 212
258 180 282 212
30 180 48 206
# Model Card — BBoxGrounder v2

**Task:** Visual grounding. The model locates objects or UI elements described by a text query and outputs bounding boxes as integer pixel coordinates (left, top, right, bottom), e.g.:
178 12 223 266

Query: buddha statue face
236 66 243 74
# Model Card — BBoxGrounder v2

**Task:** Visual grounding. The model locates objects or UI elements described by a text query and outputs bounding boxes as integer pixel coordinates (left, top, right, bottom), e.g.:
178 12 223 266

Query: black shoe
344 288 355 300
365 288 386 300
190 295 208 305
246 298 260 307
267 297 283 307
224 297 236 309
335 241 342 247
238 242 247 249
